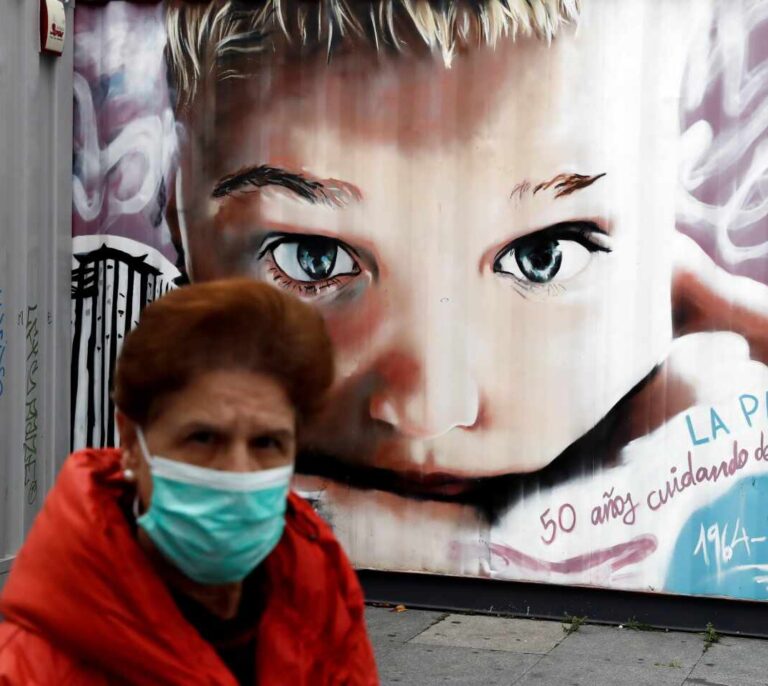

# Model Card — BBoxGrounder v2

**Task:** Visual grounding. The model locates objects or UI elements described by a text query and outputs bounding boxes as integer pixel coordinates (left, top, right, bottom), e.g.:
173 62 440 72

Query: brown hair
113 279 334 427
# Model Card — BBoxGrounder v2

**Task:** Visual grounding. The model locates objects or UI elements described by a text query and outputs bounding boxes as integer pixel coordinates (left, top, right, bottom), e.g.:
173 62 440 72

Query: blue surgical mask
134 429 292 585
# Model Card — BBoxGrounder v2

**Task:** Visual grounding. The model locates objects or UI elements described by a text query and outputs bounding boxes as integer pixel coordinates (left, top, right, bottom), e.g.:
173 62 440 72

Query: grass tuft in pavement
562 615 588 635
702 622 721 652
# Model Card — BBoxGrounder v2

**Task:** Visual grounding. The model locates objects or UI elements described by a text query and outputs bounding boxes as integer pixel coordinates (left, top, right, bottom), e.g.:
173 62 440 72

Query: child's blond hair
165 0 579 111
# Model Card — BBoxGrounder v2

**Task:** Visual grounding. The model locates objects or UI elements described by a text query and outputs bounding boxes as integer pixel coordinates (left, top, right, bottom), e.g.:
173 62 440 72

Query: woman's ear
116 411 140 468
672 232 768 363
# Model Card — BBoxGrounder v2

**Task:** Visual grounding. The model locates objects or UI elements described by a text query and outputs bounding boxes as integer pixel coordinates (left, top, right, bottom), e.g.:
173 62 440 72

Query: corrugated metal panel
0 0 73 588
68 0 768 608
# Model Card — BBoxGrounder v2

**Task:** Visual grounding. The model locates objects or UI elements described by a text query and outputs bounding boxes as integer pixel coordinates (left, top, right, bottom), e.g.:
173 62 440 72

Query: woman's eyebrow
211 164 362 206
510 172 607 201
252 428 296 444
176 420 295 440
175 420 218 435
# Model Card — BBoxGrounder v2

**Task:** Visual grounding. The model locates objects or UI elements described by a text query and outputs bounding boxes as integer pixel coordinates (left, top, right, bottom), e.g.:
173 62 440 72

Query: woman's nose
222 442 257 473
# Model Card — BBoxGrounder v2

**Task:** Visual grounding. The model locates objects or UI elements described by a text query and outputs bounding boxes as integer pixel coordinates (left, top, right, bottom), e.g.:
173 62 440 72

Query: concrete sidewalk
366 606 768 686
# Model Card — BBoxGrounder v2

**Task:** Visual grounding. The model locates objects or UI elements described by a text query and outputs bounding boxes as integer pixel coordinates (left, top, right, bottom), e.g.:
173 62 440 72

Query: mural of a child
73 0 768 600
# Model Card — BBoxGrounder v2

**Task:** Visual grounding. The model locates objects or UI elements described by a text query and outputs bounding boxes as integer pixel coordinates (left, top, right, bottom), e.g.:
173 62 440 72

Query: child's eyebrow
211 164 362 207
510 172 607 201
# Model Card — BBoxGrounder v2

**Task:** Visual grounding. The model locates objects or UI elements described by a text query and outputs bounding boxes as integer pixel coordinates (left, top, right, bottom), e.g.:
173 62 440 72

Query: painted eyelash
265 263 345 296
256 232 363 270
492 222 611 277
256 232 361 297
496 221 613 261
512 280 568 298
492 221 610 294
555 229 611 253
256 233 285 260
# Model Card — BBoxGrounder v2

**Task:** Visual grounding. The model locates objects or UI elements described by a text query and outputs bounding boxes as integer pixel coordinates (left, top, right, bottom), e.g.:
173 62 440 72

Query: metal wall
0 0 73 588
71 0 768 608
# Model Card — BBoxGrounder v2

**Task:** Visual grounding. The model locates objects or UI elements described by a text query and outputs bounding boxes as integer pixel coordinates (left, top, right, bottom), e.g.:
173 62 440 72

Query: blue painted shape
665 474 768 600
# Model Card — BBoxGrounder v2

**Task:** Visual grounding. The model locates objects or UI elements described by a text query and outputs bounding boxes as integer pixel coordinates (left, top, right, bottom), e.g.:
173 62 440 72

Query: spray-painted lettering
692 518 766 572
590 488 639 527
539 503 577 545
647 441 750 513
24 305 39 504
685 392 768 447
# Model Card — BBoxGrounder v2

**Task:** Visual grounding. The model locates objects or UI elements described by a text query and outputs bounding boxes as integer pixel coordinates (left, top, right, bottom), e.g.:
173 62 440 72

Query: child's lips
391 470 481 496
370 443 510 492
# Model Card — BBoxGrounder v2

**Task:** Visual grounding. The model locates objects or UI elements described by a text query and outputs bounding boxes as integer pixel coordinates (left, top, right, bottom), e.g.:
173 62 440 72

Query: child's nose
365 257 483 437
368 346 481 439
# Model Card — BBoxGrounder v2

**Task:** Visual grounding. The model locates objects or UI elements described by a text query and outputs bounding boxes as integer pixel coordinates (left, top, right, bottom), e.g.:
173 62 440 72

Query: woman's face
176 2 689 492
120 370 296 507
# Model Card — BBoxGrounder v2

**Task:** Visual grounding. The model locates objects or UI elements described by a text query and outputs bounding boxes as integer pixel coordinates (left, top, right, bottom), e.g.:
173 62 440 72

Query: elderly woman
0 280 378 685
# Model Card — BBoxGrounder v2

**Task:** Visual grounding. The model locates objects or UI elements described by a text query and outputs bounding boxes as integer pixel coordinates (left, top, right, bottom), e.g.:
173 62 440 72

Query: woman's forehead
156 371 294 423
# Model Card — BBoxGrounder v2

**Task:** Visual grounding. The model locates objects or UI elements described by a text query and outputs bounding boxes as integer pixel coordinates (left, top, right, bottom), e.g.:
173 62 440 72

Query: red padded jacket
0 449 378 685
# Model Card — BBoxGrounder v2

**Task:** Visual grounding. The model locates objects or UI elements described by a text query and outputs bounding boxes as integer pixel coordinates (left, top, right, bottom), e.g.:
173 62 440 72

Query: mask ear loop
130 428 153 518
135 427 152 462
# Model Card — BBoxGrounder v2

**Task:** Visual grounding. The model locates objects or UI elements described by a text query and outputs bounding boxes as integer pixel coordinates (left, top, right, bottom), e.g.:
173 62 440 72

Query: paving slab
552 624 703 670
379 642 540 686
684 636 768 686
411 614 565 654
365 606 447 644
368 608 768 686
514 650 690 686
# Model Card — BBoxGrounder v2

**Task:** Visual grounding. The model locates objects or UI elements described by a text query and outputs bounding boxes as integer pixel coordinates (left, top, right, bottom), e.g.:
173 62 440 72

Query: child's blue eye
271 236 359 282
513 238 563 283
493 222 611 285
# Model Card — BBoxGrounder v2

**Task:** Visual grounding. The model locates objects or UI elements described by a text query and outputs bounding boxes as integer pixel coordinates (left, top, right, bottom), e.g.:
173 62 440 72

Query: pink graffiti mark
490 535 657 574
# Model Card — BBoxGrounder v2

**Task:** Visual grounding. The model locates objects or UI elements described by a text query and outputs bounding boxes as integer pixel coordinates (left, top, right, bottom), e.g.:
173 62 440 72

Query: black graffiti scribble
71 245 176 450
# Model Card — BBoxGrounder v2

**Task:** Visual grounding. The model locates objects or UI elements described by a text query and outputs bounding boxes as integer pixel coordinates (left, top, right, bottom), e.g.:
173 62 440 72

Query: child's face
176 3 683 494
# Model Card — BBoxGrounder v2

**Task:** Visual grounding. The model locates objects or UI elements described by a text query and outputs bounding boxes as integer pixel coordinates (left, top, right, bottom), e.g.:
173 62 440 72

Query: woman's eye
188 431 216 445
494 235 596 284
270 236 359 282
252 435 281 451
